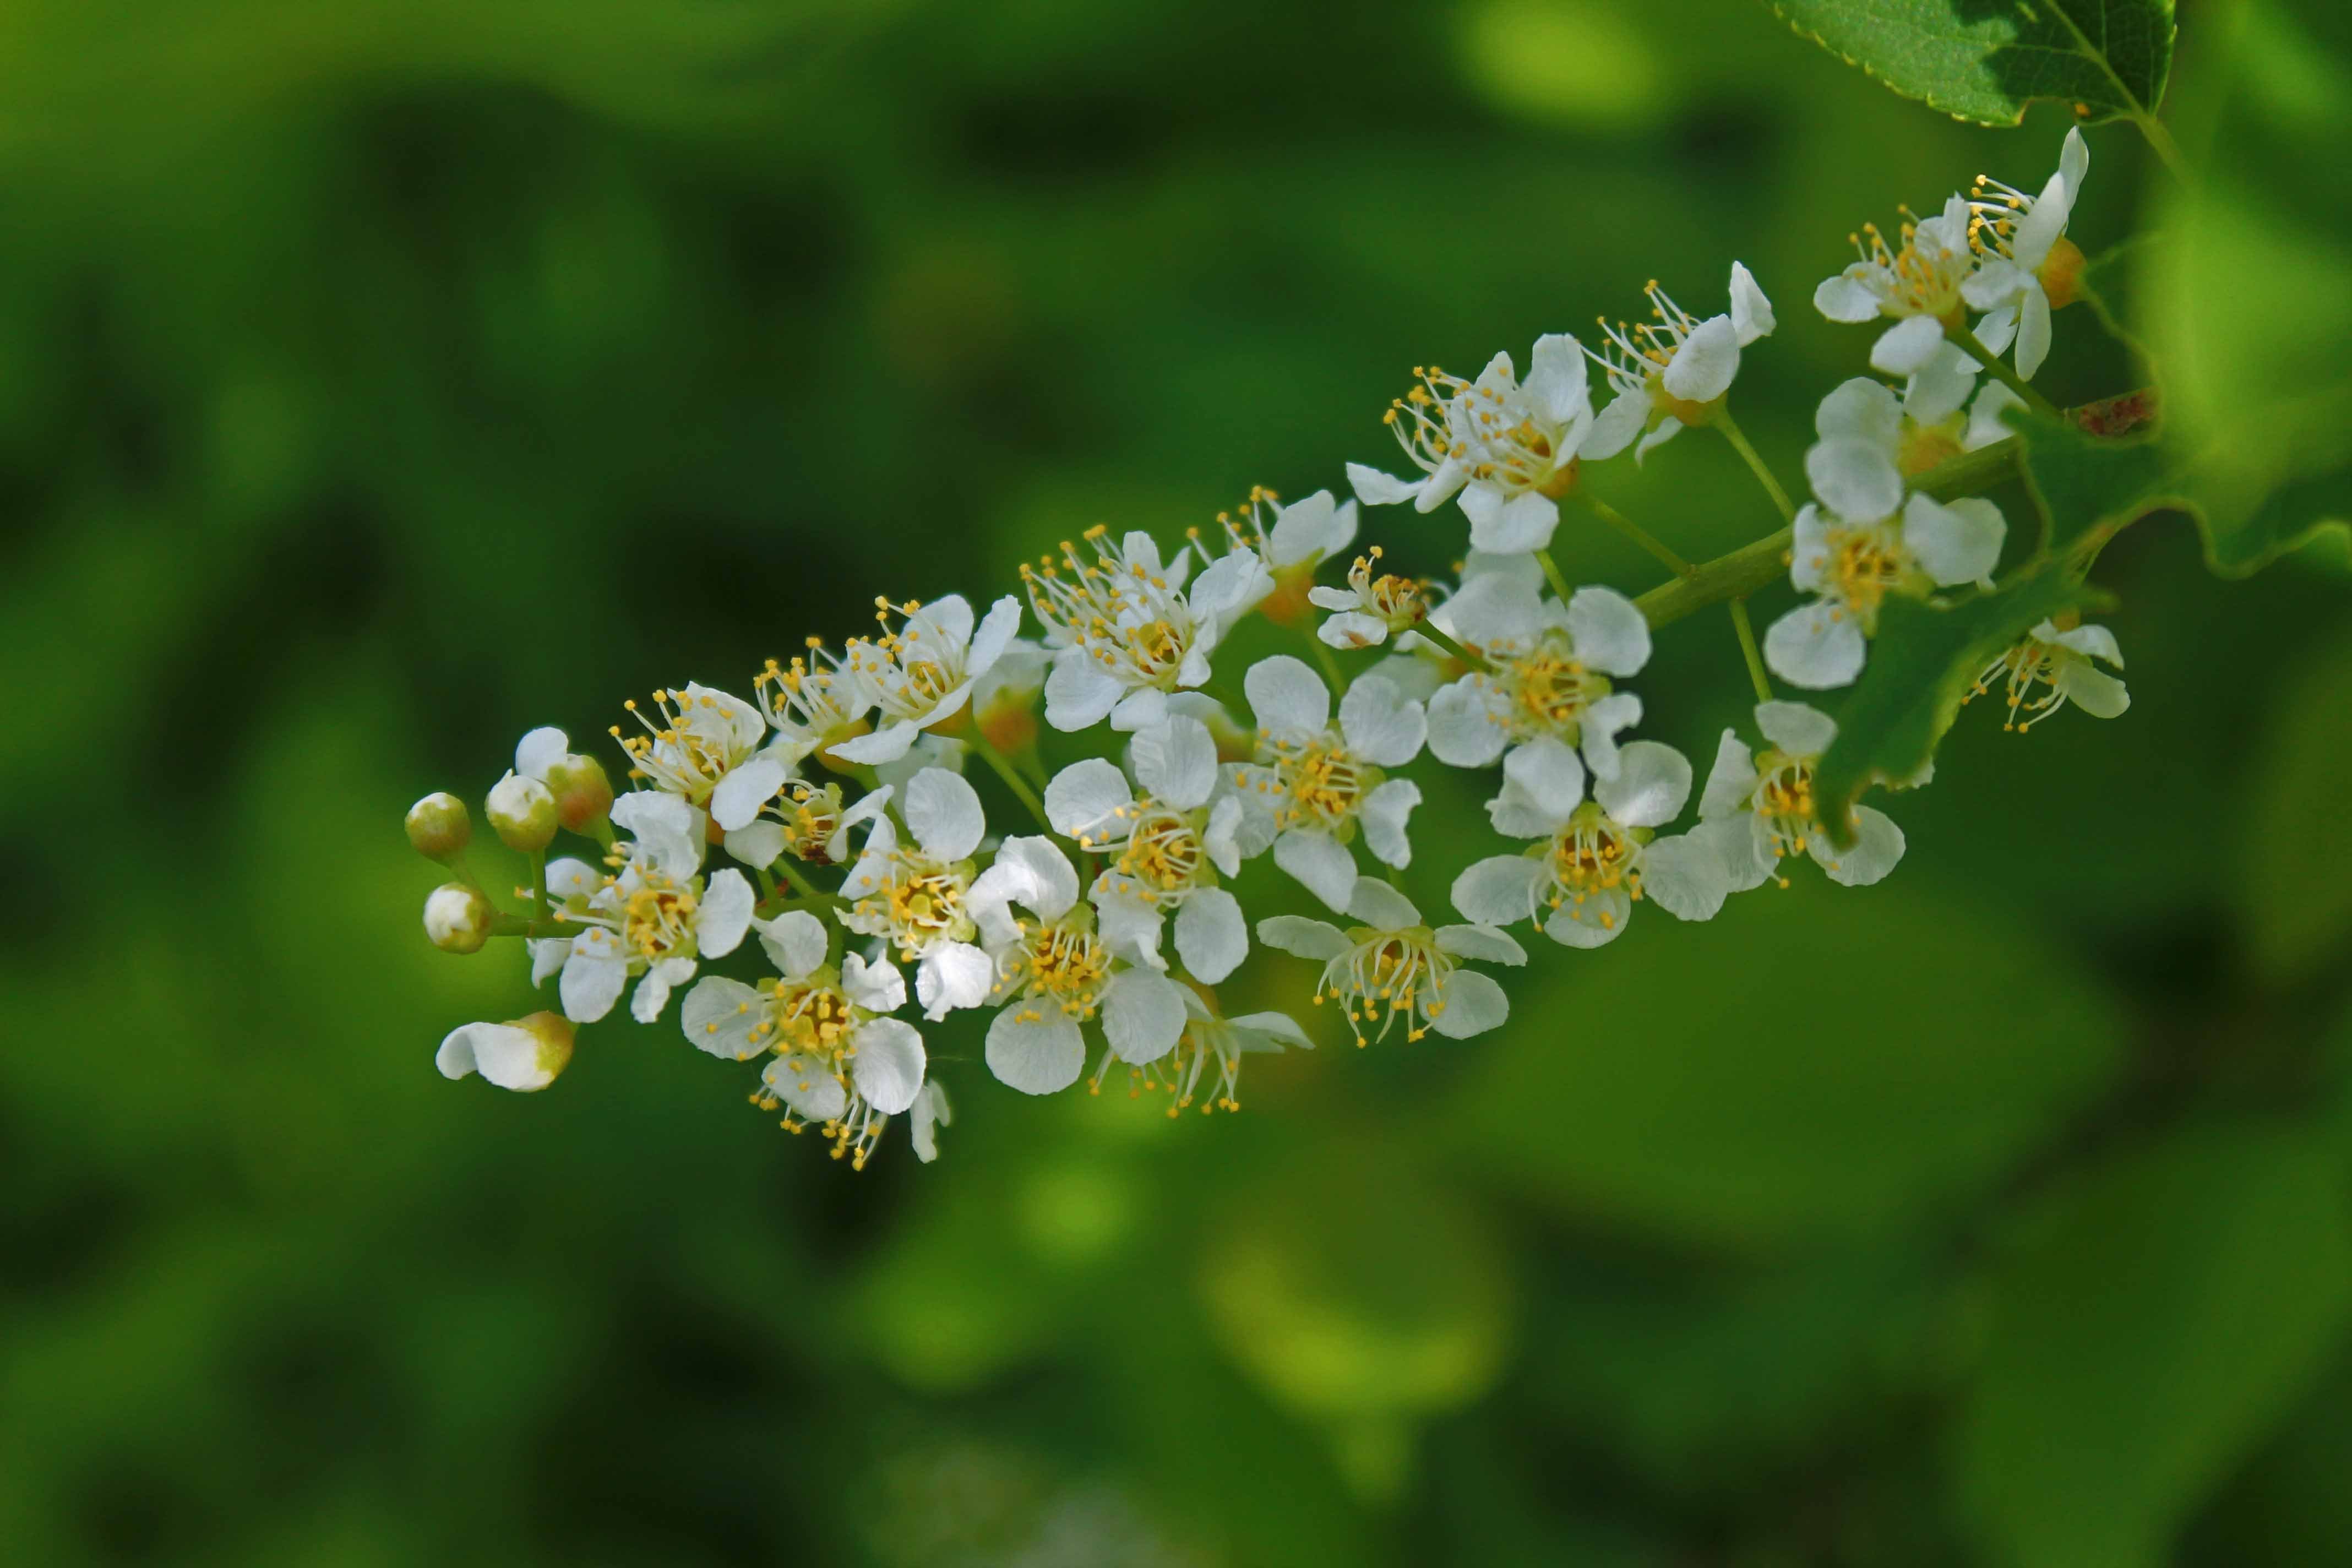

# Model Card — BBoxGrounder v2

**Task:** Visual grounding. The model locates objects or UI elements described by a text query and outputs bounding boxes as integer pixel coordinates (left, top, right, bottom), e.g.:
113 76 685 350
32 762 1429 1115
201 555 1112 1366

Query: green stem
774 856 824 902
1534 548 1576 605
1632 527 1792 630
1301 624 1350 695
1950 324 2062 421
1728 599 1773 704
529 850 547 918
1583 496 1694 578
1713 407 1795 524
584 818 616 853
1411 620 1494 674
489 913 580 940
970 731 1057 838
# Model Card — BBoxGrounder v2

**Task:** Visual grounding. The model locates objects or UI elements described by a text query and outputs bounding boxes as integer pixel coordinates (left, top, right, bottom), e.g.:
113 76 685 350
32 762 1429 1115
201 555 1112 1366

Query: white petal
1174 888 1249 983
1319 611 1391 650
1190 548 1275 625
904 768 986 861
723 822 786 869
1974 306 2018 357
971 835 1079 924
1043 653 1125 732
1815 805 1905 887
1962 257 2033 312
827 720 919 765
2011 170 2073 268
1244 654 1331 738
1634 416 1684 464
1204 794 1247 876
1662 314 1740 404
1567 586 1651 676
967 595 1024 676
1256 914 1351 961
1695 734 1755 826
1694 815 1774 895
2049 622 2124 666
984 1008 1085 1094
559 938 627 1023
1274 829 1361 914
1764 600 1869 690
1498 734 1585 825
515 726 569 780
910 1080 950 1162
1757 700 1838 756
1524 332 1592 427
1104 968 1188 1064
2060 127 2089 197
1869 314 1947 376
1429 970 1508 1039
1966 382 2027 450
2015 285 2052 380
545 857 599 900
1903 493 2005 587
842 951 906 1013
1578 391 1650 460
1813 269 1885 324
1359 778 1422 867
1640 833 1730 922
682 975 769 1060
1345 875 1423 930
758 909 830 978
1269 489 1349 565
1108 687 1172 732
1346 461 1425 507
1814 377 1903 447
850 1017 927 1115
1578 692 1644 781
1435 922 1527 965
435 1022 531 1089
1426 680 1509 767
1806 437 1904 523
1903 343 1980 427
695 870 754 959
1044 757 1134 846
630 957 696 1023
1451 855 1548 926
1728 261 1776 345
1092 882 1168 969
917 942 996 1021
1133 715 1218 809
1789 504 1831 593
1229 1011 1314 1051
1338 676 1427 767
1593 739 1691 828
529 937 570 987
763 1053 847 1123
2059 663 2131 718
1469 491 1560 555
1544 888 1631 948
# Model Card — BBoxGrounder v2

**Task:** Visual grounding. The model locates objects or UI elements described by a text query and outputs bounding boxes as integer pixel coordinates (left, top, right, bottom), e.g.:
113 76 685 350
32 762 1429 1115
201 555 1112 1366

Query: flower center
613 689 749 804
758 644 866 749
1117 805 1205 896
778 781 844 863
1753 750 1820 867
1497 634 1609 738
1854 217 1968 320
1267 738 1374 831
1011 920 1112 1018
1826 526 1908 622
619 872 699 962
1317 928 1451 1046
1021 526 1201 693
1547 804 1642 906
760 978 857 1062
853 852 973 958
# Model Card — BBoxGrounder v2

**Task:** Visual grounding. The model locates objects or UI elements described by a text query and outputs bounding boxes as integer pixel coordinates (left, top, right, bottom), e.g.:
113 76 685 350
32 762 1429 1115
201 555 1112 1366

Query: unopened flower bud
423 883 493 954
486 772 559 852
541 753 614 833
405 792 472 861
435 1010 574 1092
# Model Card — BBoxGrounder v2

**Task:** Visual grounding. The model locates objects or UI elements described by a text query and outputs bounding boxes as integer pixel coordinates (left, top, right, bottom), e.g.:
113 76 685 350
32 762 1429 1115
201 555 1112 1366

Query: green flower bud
486 773 559 853
405 792 472 861
423 884 493 954
541 753 614 834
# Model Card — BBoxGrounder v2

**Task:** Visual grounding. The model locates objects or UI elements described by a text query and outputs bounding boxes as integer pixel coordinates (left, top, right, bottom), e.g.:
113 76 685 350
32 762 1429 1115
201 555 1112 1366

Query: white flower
1023 527 1262 733
1348 335 1594 554
1423 574 1649 778
831 594 1025 764
754 640 878 769
1257 875 1523 1046
1963 129 2090 380
1582 263 1776 463
908 1080 951 1163
1195 486 1359 629
1813 195 1983 376
609 684 774 834
1763 384 2007 690
1692 701 1905 891
546 791 755 1024
721 777 890 872
968 836 1191 1097
1310 545 1429 649
1229 656 1427 914
971 636 1051 754
1096 986 1313 1115
681 908 927 1169
1969 617 2128 729
436 1011 574 1093
1450 737 1728 948
1043 716 1251 982
836 767 996 1021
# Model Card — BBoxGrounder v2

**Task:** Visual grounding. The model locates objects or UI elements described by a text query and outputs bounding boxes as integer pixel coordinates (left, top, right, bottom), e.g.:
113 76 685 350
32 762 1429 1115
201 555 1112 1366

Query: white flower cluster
408 133 2131 1172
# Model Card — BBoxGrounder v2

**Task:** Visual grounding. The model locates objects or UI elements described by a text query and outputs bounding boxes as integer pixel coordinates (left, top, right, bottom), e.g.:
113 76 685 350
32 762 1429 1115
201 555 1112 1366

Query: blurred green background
6 0 2351 1562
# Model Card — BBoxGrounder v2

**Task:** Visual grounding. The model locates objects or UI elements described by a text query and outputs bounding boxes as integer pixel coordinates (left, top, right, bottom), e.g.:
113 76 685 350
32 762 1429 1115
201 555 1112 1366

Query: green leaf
1813 570 2104 843
1763 0 2175 127
1953 1124 2352 1568
1446 881 2125 1250
2237 628 2352 986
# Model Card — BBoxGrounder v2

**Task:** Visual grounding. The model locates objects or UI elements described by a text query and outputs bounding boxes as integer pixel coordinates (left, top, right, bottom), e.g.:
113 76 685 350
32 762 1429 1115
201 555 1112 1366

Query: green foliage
2239 629 2352 986
1762 0 2175 127
1952 1124 2352 1568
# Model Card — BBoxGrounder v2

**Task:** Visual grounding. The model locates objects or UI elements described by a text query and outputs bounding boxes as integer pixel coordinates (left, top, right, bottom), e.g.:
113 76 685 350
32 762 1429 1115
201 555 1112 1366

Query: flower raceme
406 129 2137 1174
